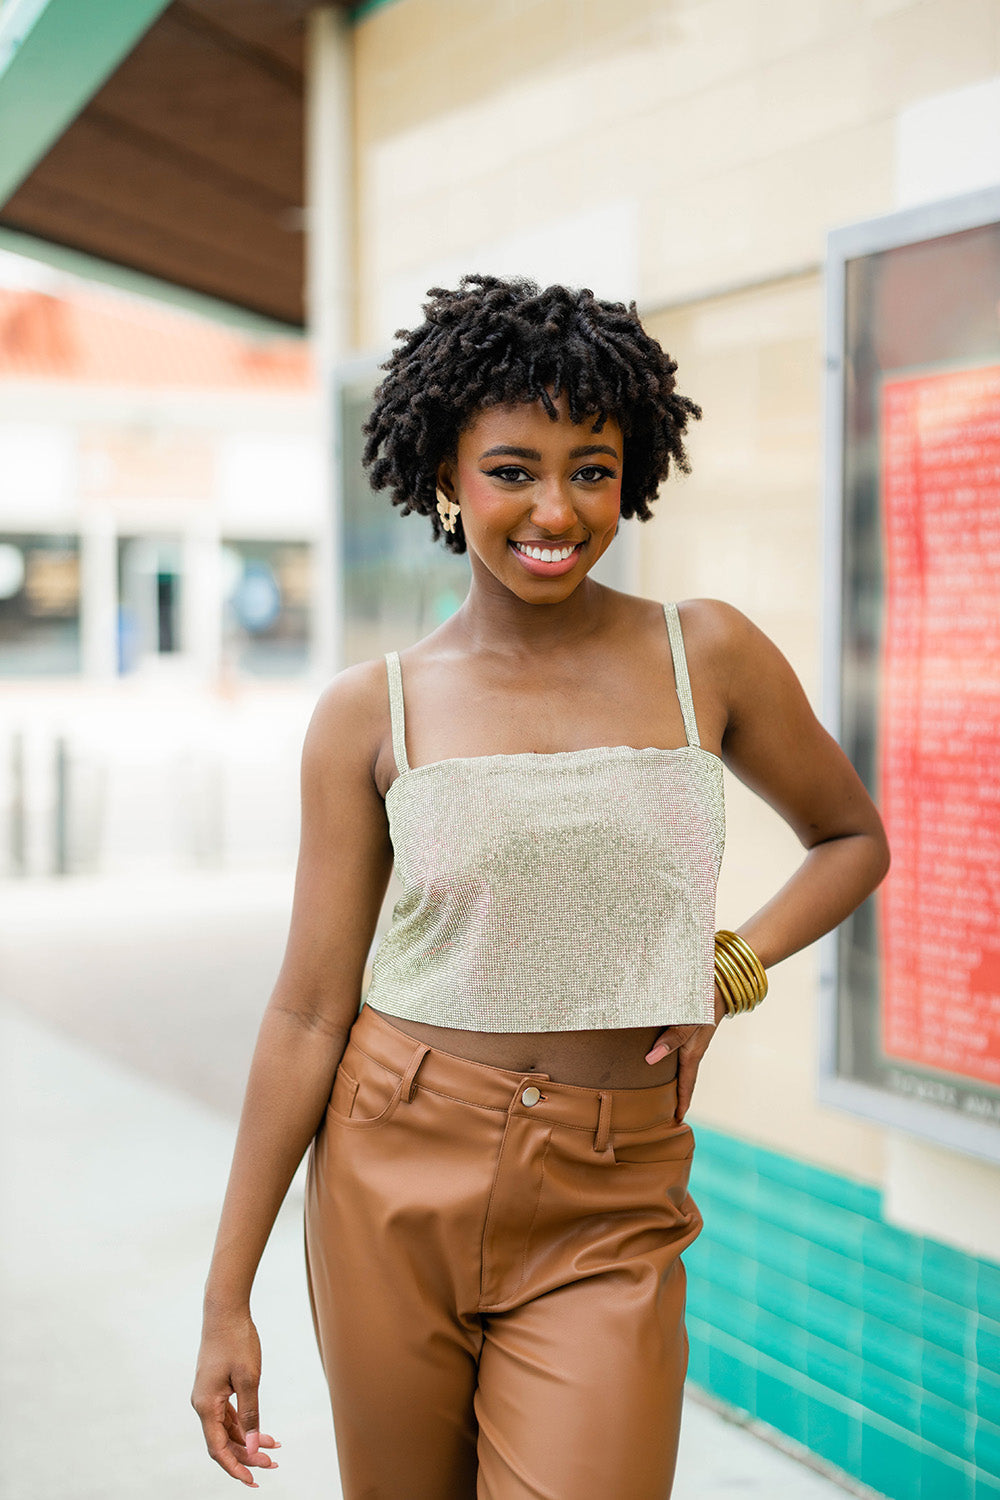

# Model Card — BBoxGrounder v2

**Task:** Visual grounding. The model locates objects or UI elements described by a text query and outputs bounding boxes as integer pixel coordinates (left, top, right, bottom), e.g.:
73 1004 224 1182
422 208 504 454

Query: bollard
54 734 69 876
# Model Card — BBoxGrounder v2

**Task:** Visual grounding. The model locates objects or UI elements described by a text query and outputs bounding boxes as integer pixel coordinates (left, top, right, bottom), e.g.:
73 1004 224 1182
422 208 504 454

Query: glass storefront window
221 538 312 677
117 535 184 672
0 532 81 675
339 375 470 666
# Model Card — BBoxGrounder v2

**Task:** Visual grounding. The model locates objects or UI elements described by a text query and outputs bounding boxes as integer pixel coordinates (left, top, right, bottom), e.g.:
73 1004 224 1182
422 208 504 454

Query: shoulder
302 656 391 787
620 592 749 645
673 599 800 733
675 598 777 673
675 597 752 647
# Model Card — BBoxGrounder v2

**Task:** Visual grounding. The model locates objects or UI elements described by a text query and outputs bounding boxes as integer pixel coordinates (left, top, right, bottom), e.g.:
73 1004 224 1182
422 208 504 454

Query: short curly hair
361 273 701 553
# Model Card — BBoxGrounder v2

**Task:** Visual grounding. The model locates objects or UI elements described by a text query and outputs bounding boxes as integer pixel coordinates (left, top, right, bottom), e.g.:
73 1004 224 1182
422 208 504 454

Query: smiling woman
442 400 624 584
192 274 890 1500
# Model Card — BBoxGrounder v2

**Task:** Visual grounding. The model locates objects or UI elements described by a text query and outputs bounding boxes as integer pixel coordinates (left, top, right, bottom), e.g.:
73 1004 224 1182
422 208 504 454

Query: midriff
367 1007 680 1089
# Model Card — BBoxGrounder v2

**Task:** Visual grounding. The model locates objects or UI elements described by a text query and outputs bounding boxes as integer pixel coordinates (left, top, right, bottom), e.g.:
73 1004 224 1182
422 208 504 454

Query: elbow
870 820 892 889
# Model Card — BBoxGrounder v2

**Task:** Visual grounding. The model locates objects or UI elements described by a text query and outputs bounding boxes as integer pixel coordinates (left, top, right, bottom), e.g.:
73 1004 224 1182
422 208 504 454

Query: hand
644 984 729 1121
191 1311 281 1487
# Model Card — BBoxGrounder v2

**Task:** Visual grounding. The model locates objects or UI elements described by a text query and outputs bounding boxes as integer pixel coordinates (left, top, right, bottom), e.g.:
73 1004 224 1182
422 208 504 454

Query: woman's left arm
648 600 891 1116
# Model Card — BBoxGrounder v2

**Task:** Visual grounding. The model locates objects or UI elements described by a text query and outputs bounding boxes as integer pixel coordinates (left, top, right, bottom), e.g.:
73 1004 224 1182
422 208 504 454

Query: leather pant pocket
326 1045 402 1129
611 1119 694 1166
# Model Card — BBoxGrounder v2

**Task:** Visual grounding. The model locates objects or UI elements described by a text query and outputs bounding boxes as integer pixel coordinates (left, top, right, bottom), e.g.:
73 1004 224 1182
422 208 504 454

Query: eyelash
484 464 616 484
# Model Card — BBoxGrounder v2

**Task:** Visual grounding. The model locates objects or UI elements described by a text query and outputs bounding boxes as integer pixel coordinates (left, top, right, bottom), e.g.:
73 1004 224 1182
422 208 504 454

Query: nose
529 478 577 534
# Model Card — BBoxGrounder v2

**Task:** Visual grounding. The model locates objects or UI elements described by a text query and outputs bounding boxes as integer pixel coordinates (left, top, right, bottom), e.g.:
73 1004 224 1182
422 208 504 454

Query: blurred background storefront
1 2 998 1497
0 274 324 875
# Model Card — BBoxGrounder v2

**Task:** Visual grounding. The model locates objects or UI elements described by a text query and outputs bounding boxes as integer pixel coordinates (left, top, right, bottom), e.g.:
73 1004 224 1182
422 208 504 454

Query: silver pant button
521 1085 541 1107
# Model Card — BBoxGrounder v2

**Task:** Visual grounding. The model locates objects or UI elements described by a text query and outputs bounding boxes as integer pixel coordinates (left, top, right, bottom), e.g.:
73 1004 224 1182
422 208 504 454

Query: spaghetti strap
385 651 410 776
662 603 700 748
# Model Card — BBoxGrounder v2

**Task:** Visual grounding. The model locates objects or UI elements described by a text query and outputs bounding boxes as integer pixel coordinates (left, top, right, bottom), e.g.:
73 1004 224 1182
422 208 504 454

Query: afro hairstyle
361 273 701 553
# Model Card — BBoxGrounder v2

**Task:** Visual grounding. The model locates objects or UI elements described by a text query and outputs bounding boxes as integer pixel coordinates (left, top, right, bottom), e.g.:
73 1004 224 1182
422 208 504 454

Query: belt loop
400 1043 430 1103
594 1090 613 1153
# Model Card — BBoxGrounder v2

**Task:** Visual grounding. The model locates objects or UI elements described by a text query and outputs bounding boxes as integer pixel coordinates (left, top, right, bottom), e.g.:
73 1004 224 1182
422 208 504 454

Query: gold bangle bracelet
714 930 768 1012
720 942 762 1003
713 946 755 1013
716 948 746 1008
716 928 767 988
712 945 748 1008
713 935 756 994
715 945 762 1014
712 966 740 1016
718 930 769 1000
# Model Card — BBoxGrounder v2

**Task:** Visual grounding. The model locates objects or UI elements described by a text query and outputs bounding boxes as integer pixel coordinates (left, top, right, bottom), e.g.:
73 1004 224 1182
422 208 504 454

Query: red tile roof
0 286 315 388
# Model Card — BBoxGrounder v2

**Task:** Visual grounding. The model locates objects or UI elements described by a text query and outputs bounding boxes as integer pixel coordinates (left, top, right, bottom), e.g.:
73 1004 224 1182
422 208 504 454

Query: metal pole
9 730 25 877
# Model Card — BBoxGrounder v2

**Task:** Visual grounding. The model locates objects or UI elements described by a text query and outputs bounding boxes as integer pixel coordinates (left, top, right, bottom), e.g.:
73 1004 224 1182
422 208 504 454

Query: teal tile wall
685 1125 1000 1499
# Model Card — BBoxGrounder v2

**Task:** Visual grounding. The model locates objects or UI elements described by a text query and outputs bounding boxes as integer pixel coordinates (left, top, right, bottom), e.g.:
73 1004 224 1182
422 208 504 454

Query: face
438 396 623 600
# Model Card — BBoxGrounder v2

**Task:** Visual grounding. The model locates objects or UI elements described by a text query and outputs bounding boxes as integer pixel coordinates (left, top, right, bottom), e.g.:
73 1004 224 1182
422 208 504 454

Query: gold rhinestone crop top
364 603 725 1032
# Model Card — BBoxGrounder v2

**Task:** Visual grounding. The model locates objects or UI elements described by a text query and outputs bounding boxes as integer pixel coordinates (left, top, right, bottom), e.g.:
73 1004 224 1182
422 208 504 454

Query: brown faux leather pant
304 1005 702 1500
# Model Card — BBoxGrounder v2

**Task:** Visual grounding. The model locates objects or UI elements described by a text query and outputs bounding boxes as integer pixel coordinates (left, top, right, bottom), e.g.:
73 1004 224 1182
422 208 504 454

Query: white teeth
515 542 576 562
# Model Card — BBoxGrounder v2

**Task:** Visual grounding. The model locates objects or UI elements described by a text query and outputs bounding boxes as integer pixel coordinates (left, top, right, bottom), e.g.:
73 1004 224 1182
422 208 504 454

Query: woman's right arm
191 661 394 1487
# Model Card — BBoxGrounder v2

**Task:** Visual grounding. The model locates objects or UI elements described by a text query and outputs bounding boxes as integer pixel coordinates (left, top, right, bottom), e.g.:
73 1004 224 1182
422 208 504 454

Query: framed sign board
820 186 1000 1163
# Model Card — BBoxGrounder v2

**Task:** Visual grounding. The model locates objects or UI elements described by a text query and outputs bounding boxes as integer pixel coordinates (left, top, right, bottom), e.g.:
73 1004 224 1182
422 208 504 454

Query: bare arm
192 661 394 1486
714 600 890 966
648 600 890 1115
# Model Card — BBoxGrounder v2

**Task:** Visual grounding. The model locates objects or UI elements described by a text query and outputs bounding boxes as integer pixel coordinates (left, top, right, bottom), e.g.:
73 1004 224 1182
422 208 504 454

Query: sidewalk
1 871 873 1498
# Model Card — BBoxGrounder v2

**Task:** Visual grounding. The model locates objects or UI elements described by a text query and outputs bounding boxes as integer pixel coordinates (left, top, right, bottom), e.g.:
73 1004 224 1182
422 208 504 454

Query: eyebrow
478 444 620 462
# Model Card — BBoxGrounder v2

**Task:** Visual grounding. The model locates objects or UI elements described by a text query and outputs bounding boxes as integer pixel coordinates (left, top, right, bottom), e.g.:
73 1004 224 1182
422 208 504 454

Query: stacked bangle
714 930 768 1015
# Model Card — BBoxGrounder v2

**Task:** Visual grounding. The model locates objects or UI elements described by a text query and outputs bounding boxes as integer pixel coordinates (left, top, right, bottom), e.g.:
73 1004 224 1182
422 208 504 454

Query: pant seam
519 1130 550 1291
477 1107 516 1311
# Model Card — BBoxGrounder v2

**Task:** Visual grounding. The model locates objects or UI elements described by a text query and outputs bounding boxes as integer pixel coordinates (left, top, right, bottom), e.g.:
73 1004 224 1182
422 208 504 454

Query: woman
192 275 889 1499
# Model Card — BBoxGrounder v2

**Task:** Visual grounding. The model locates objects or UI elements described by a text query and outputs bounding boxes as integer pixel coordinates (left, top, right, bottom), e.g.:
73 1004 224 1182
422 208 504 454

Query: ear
435 458 457 501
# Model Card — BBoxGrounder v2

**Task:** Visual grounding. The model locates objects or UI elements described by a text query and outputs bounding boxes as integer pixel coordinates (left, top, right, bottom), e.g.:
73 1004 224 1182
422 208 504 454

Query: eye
484 465 533 483
573 464 616 483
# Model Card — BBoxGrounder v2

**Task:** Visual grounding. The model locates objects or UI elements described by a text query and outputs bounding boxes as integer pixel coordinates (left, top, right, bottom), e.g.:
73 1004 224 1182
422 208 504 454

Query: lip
508 539 584 577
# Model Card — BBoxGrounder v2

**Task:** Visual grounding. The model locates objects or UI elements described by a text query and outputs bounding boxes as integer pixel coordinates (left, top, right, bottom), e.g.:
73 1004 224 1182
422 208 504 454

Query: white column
305 5 355 680
181 520 223 681
79 508 118 679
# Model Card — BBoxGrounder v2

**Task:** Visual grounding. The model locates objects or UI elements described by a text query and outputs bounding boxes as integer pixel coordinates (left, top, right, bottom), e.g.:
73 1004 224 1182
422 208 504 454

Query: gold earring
436 488 461 534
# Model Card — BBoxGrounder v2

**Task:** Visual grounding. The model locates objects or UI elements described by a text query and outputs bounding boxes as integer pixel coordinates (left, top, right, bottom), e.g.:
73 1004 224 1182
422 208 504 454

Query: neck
451 565 609 658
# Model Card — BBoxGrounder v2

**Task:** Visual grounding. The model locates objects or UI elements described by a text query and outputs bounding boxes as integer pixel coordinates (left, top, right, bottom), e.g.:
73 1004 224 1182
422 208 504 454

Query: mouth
509 539 585 576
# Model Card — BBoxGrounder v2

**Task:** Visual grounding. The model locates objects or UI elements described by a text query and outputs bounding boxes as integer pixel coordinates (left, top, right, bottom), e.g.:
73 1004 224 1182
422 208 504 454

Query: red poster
879 365 1000 1087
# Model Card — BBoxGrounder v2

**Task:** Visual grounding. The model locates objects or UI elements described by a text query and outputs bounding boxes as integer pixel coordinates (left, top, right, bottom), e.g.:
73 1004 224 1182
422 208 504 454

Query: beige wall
350 0 1000 1239
354 0 1000 345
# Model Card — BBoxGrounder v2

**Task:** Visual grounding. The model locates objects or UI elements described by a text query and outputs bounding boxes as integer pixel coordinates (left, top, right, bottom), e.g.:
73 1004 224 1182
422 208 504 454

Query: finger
222 1410 279 1467
645 1025 696 1065
203 1416 260 1488
234 1373 261 1458
675 1045 705 1121
224 1404 280 1445
234 1443 280 1471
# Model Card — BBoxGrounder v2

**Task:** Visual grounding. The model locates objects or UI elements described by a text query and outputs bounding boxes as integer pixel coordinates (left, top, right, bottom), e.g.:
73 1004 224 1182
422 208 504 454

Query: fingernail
645 1045 668 1064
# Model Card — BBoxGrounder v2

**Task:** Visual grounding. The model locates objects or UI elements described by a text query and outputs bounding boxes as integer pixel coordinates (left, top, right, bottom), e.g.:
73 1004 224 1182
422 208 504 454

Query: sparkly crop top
364 603 726 1032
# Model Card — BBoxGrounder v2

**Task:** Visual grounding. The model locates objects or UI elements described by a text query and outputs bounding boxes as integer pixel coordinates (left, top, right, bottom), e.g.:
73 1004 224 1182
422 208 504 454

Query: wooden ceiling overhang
0 1 355 329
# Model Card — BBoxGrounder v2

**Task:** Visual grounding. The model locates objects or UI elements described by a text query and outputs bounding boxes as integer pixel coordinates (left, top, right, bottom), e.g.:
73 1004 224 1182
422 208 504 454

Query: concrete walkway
1 872 874 1499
